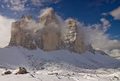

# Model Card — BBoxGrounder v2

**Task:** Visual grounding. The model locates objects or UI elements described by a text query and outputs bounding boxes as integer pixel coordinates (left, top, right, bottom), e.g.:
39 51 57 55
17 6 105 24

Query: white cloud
87 18 111 32
82 24 120 51
113 35 120 38
31 0 61 6
75 18 120 53
3 0 61 11
1 5 5 8
108 49 120 58
7 4 10 8
100 18 111 32
10 0 27 11
102 13 108 16
10 4 25 11
0 15 15 47
110 7 120 20
3 0 27 11
3 0 9 3
14 12 17 15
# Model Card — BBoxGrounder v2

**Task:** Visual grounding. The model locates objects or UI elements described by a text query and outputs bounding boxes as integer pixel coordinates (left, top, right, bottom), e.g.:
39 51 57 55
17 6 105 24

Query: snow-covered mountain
0 8 120 81
9 8 86 54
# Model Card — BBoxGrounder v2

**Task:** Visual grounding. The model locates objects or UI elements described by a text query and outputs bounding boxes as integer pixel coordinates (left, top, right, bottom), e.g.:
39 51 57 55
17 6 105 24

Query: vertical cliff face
9 15 37 50
9 8 86 54
40 27 61 51
61 19 86 53
35 8 61 51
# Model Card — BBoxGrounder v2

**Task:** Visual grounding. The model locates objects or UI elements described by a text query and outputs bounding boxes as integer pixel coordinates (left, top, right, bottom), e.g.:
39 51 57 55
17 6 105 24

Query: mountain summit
9 8 86 54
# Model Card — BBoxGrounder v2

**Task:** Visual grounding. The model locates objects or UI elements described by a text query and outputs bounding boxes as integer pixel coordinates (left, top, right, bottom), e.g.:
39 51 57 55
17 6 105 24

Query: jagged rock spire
39 8 55 18
36 8 61 51
27 15 33 20
9 15 37 50
21 15 25 19
61 19 86 53
37 8 58 26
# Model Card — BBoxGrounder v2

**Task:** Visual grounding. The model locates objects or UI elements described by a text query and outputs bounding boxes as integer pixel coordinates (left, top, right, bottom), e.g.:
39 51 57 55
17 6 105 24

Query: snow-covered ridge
0 46 119 70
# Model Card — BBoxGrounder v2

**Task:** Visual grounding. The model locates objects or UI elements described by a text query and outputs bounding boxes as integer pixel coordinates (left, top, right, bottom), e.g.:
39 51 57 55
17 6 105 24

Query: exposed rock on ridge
9 8 86 54
61 19 85 53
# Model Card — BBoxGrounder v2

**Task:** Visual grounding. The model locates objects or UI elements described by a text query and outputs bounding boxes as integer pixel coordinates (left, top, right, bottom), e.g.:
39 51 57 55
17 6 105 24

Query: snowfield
0 46 120 81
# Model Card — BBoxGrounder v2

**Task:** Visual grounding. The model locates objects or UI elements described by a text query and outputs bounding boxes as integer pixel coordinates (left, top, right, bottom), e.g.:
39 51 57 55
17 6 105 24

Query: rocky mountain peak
37 8 58 26
40 8 55 18
21 15 25 19
67 19 77 28
9 15 37 50
61 19 86 53
9 8 87 54
27 15 33 20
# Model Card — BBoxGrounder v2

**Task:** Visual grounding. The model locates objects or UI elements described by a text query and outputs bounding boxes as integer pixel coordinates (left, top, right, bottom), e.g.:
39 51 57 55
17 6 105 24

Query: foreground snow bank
0 65 120 81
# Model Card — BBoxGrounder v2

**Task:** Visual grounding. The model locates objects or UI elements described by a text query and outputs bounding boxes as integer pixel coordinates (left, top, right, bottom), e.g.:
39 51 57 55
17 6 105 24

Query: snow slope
0 46 120 81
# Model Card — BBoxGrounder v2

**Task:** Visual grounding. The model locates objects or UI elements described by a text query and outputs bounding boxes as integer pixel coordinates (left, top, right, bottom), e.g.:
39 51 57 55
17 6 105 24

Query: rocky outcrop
61 19 86 53
96 50 108 55
27 15 33 20
3 71 12 75
37 8 59 25
15 67 27 74
9 8 86 54
9 15 37 50
86 44 95 54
